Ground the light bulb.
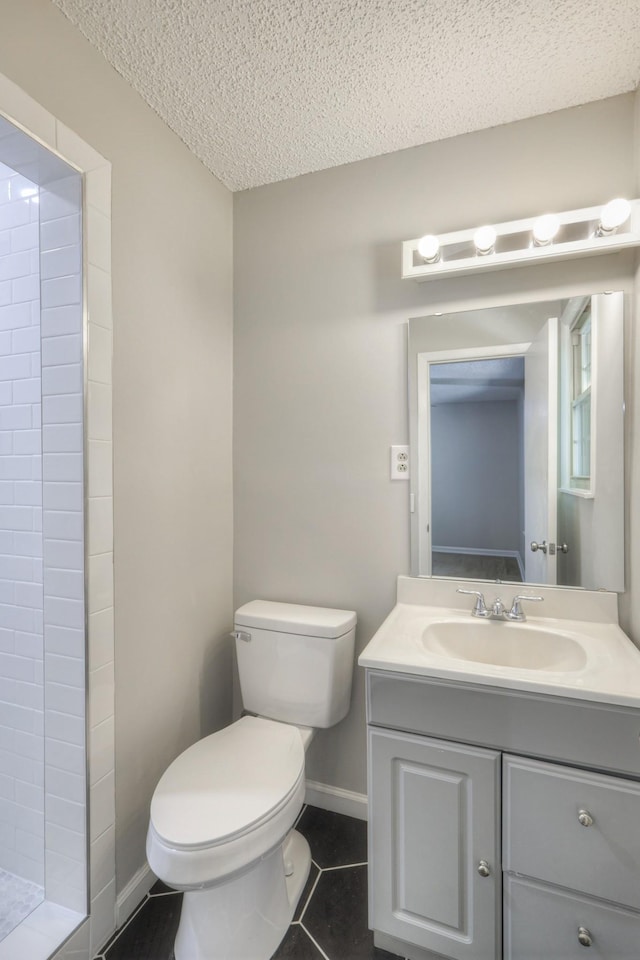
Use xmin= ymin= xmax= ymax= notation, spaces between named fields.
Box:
xmin=474 ymin=225 xmax=496 ymax=255
xmin=417 ymin=234 xmax=440 ymax=263
xmin=598 ymin=198 xmax=631 ymax=235
xmin=532 ymin=213 xmax=560 ymax=246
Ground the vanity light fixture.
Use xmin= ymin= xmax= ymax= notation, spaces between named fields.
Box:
xmin=417 ymin=234 xmax=440 ymax=263
xmin=402 ymin=198 xmax=640 ymax=281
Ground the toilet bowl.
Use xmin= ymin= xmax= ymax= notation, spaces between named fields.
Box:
xmin=146 ymin=600 xmax=357 ymax=960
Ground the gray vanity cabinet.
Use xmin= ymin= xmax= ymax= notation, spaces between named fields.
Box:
xmin=366 ymin=670 xmax=640 ymax=960
xmin=368 ymin=728 xmax=501 ymax=960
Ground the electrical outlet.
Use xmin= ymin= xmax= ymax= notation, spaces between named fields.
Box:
xmin=390 ymin=445 xmax=410 ymax=480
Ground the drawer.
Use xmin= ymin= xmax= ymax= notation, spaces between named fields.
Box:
xmin=504 ymin=874 xmax=640 ymax=960
xmin=503 ymin=755 xmax=640 ymax=909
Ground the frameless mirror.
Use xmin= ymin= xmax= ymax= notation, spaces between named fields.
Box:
xmin=408 ymin=293 xmax=624 ymax=592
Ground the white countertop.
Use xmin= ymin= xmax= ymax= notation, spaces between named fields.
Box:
xmin=359 ymin=582 xmax=640 ymax=708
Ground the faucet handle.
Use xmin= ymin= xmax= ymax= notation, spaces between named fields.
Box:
xmin=509 ymin=594 xmax=544 ymax=620
xmin=457 ymin=588 xmax=488 ymax=617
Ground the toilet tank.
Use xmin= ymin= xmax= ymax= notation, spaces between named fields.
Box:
xmin=234 ymin=600 xmax=357 ymax=728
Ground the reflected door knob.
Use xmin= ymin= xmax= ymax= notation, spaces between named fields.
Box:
xmin=577 ymin=926 xmax=593 ymax=947
xmin=578 ymin=809 xmax=594 ymax=827
xmin=559 ymin=543 xmax=570 ymax=554
xmin=530 ymin=540 xmax=548 ymax=554
xmin=477 ymin=860 xmax=491 ymax=878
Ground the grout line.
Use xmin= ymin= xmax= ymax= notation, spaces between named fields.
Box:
xmin=319 ymin=861 xmax=368 ymax=872
xmin=297 ymin=864 xmax=322 ymax=923
xmin=300 ymin=922 xmax=332 ymax=960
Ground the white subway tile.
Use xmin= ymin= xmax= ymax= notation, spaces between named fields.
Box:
xmin=39 ymin=214 xmax=81 ymax=253
xmin=90 ymin=823 xmax=114 ymax=899
xmin=0 ymin=352 xmax=31 ymax=380
xmin=40 ymin=275 xmax=82 ymax=310
xmin=40 ymin=304 xmax=81 ymax=338
xmin=88 ymin=607 xmax=113 ymax=671
xmin=0 ymin=330 xmax=10 ymax=354
xmin=15 ymin=632 xmax=43 ymax=659
xmin=43 ymin=596 xmax=84 ymax=630
xmin=10 ymin=222 xmax=38 ymax=253
xmin=43 ymin=510 xmax=83 ymax=542
xmin=89 ymin=771 xmax=114 ymax=842
xmin=46 ymin=568 xmax=84 ymax=603
xmin=45 ymin=653 xmax=84 ymax=688
xmin=87 ymin=265 xmax=112 ymax=330
xmin=87 ymin=441 xmax=111 ymax=498
xmin=0 ymin=301 xmax=31 ymax=331
xmin=45 ymin=709 xmax=84 ymax=746
xmin=46 ymin=765 xmax=85 ymax=804
xmin=0 ymin=281 xmax=10 ymax=307
xmin=13 ymin=429 xmax=41 ymax=455
xmin=0 ymin=505 xmax=33 ymax=530
xmin=0 ymin=455 xmax=32 ymax=479
xmin=40 ymin=245 xmax=82 ymax=282
xmin=0 ymin=482 xmax=13 ymax=505
xmin=42 ymin=393 xmax=83 ymax=424
xmin=43 ymin=453 xmax=83 ymax=483
xmin=39 ymin=177 xmax=82 ymax=223
xmin=46 ymin=793 xmax=85 ymax=833
xmin=88 ymin=498 xmax=112 ymax=558
xmin=85 ymin=207 xmax=110 ymax=272
xmin=0 ymin=555 xmax=33 ymax=581
xmin=11 ymin=325 xmax=39 ymax=354
xmin=43 ymin=481 xmax=82 ymax=511
xmin=88 ymin=662 xmax=113 ymax=728
xmin=15 ymin=480 xmax=41 ymax=506
xmin=41 ymin=334 xmax=82 ymax=368
xmin=89 ymin=878 xmax=115 ymax=956
xmin=0 ymin=404 xmax=31 ymax=429
xmin=13 ymin=531 xmax=43 ymax=558
xmin=0 ymin=250 xmax=30 ymax=281
xmin=14 ymin=582 xmax=43 ymax=609
xmin=46 ymin=737 xmax=84 ymax=776
xmin=87 ymin=381 xmax=111 ymax=442
xmin=11 ymin=274 xmax=39 ymax=303
xmin=45 ymin=821 xmax=85 ymax=862
xmin=12 ymin=377 xmax=41 ymax=403
xmin=15 ymin=779 xmax=44 ymax=813
xmin=41 ymin=363 xmax=82 ymax=396
xmin=85 ymin=165 xmax=111 ymax=217
xmin=87 ymin=324 xmax=111 ymax=385
xmin=88 ymin=716 xmax=113 ymax=788
xmin=44 ymin=624 xmax=84 ymax=659
xmin=44 ymin=538 xmax=83 ymax=570
xmin=87 ymin=553 xmax=112 ymax=614
xmin=46 ymin=681 xmax=84 ymax=719
xmin=42 ymin=423 xmax=83 ymax=454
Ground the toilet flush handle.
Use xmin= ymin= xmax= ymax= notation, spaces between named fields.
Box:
xmin=231 ymin=630 xmax=252 ymax=642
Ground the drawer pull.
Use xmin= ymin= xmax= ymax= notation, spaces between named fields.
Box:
xmin=477 ymin=859 xmax=491 ymax=878
xmin=577 ymin=926 xmax=593 ymax=947
xmin=578 ymin=809 xmax=594 ymax=827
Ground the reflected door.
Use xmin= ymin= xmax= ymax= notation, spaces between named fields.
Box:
xmin=524 ymin=317 xmax=558 ymax=584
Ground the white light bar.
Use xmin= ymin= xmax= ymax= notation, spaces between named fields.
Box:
xmin=402 ymin=201 xmax=640 ymax=282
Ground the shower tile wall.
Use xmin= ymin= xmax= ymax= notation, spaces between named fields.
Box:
xmin=0 ymin=161 xmax=44 ymax=889
xmin=39 ymin=172 xmax=86 ymax=914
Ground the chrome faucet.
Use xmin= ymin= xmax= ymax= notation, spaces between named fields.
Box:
xmin=457 ymin=588 xmax=543 ymax=621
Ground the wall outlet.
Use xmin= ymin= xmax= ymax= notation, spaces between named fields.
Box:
xmin=390 ymin=445 xmax=410 ymax=480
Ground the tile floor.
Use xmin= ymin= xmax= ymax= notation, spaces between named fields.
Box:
xmin=0 ymin=869 xmax=44 ymax=941
xmin=94 ymin=805 xmax=404 ymax=960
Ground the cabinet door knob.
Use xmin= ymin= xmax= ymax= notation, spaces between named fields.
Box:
xmin=578 ymin=809 xmax=594 ymax=827
xmin=477 ymin=859 xmax=491 ymax=878
xmin=577 ymin=926 xmax=593 ymax=947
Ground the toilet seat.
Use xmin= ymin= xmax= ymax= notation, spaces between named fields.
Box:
xmin=146 ymin=716 xmax=306 ymax=889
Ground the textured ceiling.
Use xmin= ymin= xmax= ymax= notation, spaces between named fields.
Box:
xmin=51 ymin=0 xmax=640 ymax=191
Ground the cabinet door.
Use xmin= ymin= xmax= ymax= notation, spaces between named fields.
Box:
xmin=368 ymin=728 xmax=501 ymax=960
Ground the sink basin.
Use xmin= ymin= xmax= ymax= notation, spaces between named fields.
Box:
xmin=422 ymin=620 xmax=588 ymax=672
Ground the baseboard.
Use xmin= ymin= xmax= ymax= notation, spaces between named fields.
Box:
xmin=432 ymin=545 xmax=521 ymax=559
xmin=116 ymin=862 xmax=155 ymax=928
xmin=305 ymin=779 xmax=368 ymax=821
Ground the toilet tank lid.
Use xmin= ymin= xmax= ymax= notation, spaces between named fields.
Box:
xmin=235 ymin=600 xmax=356 ymax=638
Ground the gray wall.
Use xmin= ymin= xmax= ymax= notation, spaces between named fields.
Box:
xmin=234 ymin=94 xmax=637 ymax=797
xmin=431 ymin=400 xmax=522 ymax=554
xmin=0 ymin=0 xmax=234 ymax=892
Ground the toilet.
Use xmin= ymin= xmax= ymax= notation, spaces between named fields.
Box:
xmin=146 ymin=600 xmax=357 ymax=960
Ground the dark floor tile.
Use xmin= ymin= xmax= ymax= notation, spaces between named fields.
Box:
xmin=105 ymin=893 xmax=183 ymax=960
xmin=149 ymin=878 xmax=176 ymax=896
xmin=293 ymin=860 xmax=320 ymax=922
xmin=272 ymin=923 xmax=325 ymax=959
xmin=297 ymin=805 xmax=367 ymax=869
xmin=303 ymin=864 xmax=400 ymax=959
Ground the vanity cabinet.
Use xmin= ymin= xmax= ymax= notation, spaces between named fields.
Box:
xmin=366 ymin=670 xmax=640 ymax=960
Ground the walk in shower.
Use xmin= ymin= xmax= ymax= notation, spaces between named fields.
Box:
xmin=0 ymin=117 xmax=87 ymax=952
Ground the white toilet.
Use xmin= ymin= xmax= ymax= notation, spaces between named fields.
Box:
xmin=146 ymin=600 xmax=357 ymax=960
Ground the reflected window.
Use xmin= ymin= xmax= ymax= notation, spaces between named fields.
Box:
xmin=570 ymin=305 xmax=591 ymax=487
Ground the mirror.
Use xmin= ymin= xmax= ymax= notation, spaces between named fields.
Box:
xmin=408 ymin=293 xmax=624 ymax=592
